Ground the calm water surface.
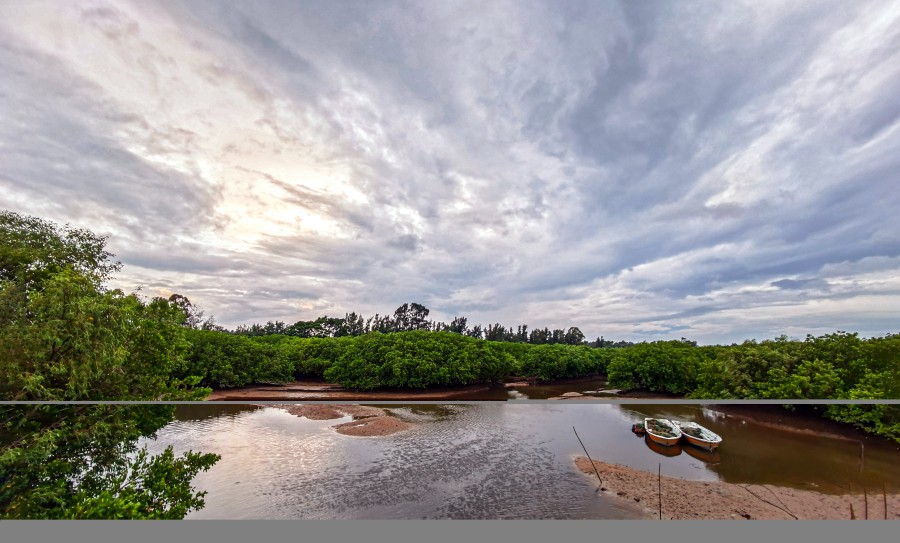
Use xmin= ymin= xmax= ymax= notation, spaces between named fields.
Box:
xmin=143 ymin=404 xmax=900 ymax=519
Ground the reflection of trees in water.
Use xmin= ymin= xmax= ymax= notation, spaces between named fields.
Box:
xmin=384 ymin=404 xmax=464 ymax=419
xmin=173 ymin=404 xmax=261 ymax=422
xmin=0 ymin=406 xmax=218 ymax=519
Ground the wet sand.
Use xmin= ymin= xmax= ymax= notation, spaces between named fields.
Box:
xmin=273 ymin=404 xmax=412 ymax=436
xmin=208 ymin=380 xmax=493 ymax=401
xmin=206 ymin=377 xmax=671 ymax=401
xmin=575 ymin=457 xmax=899 ymax=520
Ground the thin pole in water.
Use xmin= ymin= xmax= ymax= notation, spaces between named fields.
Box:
xmin=884 ymin=483 xmax=888 ymax=520
xmin=864 ymin=486 xmax=868 ymax=520
xmin=658 ymin=463 xmax=662 ymax=520
xmin=572 ymin=426 xmax=602 ymax=490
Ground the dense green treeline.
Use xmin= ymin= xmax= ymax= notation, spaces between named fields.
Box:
xmin=174 ymin=329 xmax=618 ymax=390
xmin=598 ymin=333 xmax=900 ymax=403
xmin=230 ymin=301 xmax=635 ymax=348
xmin=171 ymin=328 xmax=900 ymax=441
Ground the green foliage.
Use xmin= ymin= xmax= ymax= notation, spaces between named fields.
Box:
xmin=176 ymin=330 xmax=294 ymax=388
xmin=276 ymin=336 xmax=354 ymax=377
xmin=517 ymin=344 xmax=607 ymax=381
xmin=685 ymin=333 xmax=900 ymax=442
xmin=0 ymin=212 xmax=206 ymax=401
xmin=754 ymin=359 xmax=843 ymax=399
xmin=606 ymin=341 xmax=701 ymax=394
xmin=0 ymin=210 xmax=120 ymax=288
xmin=64 ymin=448 xmax=219 ymax=519
xmin=0 ymin=405 xmax=219 ymax=519
xmin=322 ymin=331 xmax=515 ymax=390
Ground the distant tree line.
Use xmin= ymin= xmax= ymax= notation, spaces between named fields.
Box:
xmin=227 ymin=301 xmax=635 ymax=348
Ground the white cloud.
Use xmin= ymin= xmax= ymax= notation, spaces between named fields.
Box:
xmin=2 ymin=0 xmax=899 ymax=343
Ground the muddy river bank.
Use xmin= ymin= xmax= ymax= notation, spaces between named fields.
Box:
xmin=205 ymin=376 xmax=667 ymax=401
xmin=575 ymin=457 xmax=899 ymax=520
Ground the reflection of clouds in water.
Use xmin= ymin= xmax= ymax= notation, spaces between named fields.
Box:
xmin=143 ymin=404 xmax=900 ymax=518
xmin=150 ymin=405 xmax=637 ymax=519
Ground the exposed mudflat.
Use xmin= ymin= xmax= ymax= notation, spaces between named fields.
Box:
xmin=575 ymin=457 xmax=899 ymax=520
xmin=272 ymin=404 xmax=412 ymax=436
xmin=207 ymin=380 xmax=493 ymax=400
xmin=206 ymin=377 xmax=674 ymax=401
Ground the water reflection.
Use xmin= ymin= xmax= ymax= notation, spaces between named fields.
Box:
xmin=154 ymin=404 xmax=641 ymax=519
xmin=643 ymin=435 xmax=682 ymax=457
xmin=619 ymin=404 xmax=900 ymax=492
xmin=145 ymin=403 xmax=900 ymax=519
xmin=682 ymin=445 xmax=721 ymax=464
xmin=451 ymin=377 xmax=615 ymax=400
xmin=1 ymin=405 xmax=215 ymax=519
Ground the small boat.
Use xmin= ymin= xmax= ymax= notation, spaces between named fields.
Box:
xmin=644 ymin=418 xmax=682 ymax=446
xmin=672 ymin=420 xmax=723 ymax=451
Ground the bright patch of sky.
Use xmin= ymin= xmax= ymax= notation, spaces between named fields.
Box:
xmin=2 ymin=0 xmax=899 ymax=343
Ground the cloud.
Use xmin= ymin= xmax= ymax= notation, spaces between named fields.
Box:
xmin=2 ymin=0 xmax=899 ymax=344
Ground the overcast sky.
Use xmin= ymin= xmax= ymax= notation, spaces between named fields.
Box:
xmin=2 ymin=0 xmax=899 ymax=344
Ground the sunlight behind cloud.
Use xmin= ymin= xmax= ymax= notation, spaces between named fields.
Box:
xmin=2 ymin=0 xmax=899 ymax=343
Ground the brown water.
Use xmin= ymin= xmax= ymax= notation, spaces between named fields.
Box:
xmin=451 ymin=377 xmax=622 ymax=400
xmin=143 ymin=403 xmax=900 ymax=519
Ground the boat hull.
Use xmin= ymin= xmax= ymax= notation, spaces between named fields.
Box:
xmin=682 ymin=433 xmax=720 ymax=451
xmin=646 ymin=432 xmax=681 ymax=447
xmin=672 ymin=421 xmax=723 ymax=451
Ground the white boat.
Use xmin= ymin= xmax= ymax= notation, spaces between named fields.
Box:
xmin=672 ymin=420 xmax=722 ymax=451
xmin=644 ymin=418 xmax=682 ymax=447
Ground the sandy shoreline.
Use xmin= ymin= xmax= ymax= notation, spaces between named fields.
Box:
xmin=272 ymin=404 xmax=412 ymax=436
xmin=575 ymin=457 xmax=899 ymax=520
xmin=208 ymin=380 xmax=494 ymax=401
xmin=206 ymin=377 xmax=670 ymax=401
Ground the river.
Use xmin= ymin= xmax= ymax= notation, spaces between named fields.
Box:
xmin=142 ymin=403 xmax=900 ymax=519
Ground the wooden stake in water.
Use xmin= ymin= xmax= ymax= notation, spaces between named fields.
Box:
xmin=864 ymin=487 xmax=868 ymax=520
xmin=658 ymin=463 xmax=662 ymax=520
xmin=572 ymin=426 xmax=602 ymax=490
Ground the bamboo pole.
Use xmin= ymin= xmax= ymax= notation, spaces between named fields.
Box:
xmin=572 ymin=426 xmax=602 ymax=490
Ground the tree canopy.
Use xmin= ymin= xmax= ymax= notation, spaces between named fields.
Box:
xmin=0 ymin=211 xmax=217 ymax=518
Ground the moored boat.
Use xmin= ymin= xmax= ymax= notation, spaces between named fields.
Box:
xmin=643 ymin=418 xmax=682 ymax=446
xmin=672 ymin=420 xmax=722 ymax=451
